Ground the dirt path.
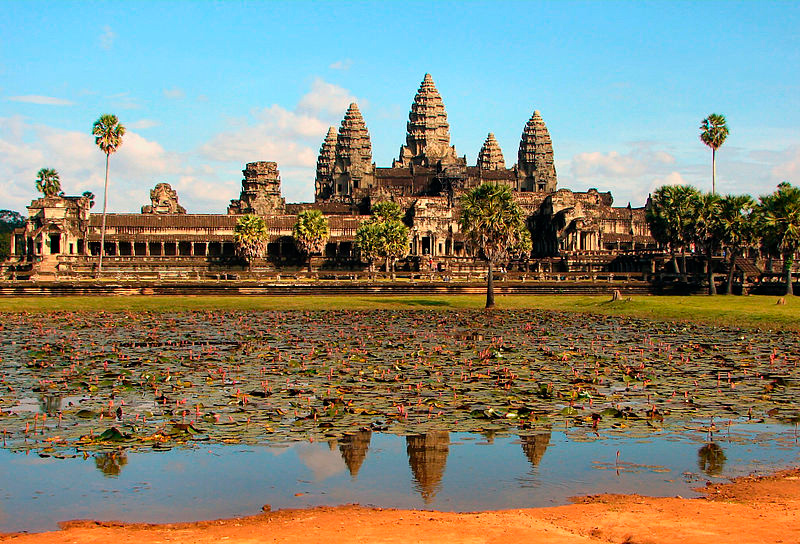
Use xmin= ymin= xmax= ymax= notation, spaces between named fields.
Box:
xmin=3 ymin=468 xmax=800 ymax=544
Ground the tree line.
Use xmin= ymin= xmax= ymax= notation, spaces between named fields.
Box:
xmin=646 ymin=182 xmax=800 ymax=296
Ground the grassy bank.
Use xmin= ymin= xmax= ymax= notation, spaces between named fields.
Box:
xmin=1 ymin=294 xmax=797 ymax=329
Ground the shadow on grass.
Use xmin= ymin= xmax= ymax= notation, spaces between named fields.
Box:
xmin=365 ymin=298 xmax=452 ymax=307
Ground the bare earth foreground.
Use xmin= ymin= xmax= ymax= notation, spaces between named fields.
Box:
xmin=1 ymin=469 xmax=798 ymax=544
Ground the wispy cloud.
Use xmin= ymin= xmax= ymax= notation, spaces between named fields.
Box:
xmin=127 ymin=119 xmax=160 ymax=130
xmin=163 ymin=87 xmax=186 ymax=100
xmin=329 ymin=59 xmax=353 ymax=71
xmin=8 ymin=95 xmax=74 ymax=106
xmin=99 ymin=25 xmax=116 ymax=50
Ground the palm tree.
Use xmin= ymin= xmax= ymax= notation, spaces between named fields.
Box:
xmin=92 ymin=114 xmax=125 ymax=275
xmin=293 ymin=210 xmax=329 ymax=273
xmin=377 ymin=219 xmax=410 ymax=274
xmin=646 ymin=184 xmax=701 ymax=279
xmin=234 ymin=214 xmax=270 ymax=264
xmin=700 ymin=113 xmax=729 ymax=194
xmin=717 ymin=194 xmax=756 ymax=294
xmin=460 ymin=183 xmax=531 ymax=308
xmin=355 ymin=219 xmax=381 ymax=273
xmin=756 ymin=182 xmax=800 ymax=296
xmin=689 ymin=192 xmax=722 ymax=295
xmin=35 ymin=168 xmax=61 ymax=197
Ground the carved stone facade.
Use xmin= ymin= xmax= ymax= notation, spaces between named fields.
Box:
xmin=228 ymin=161 xmax=286 ymax=215
xmin=142 ymin=183 xmax=186 ymax=214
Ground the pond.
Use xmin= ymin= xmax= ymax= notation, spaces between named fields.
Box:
xmin=1 ymin=425 xmax=798 ymax=532
xmin=0 ymin=309 xmax=798 ymax=531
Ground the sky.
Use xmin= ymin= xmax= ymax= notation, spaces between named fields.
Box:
xmin=1 ymin=0 xmax=798 ymax=215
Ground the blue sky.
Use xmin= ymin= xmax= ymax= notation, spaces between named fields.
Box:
xmin=1 ymin=0 xmax=798 ymax=213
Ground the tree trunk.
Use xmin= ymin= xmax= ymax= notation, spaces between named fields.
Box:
xmin=706 ymin=245 xmax=716 ymax=295
xmin=724 ymin=250 xmax=737 ymax=295
xmin=486 ymin=260 xmax=495 ymax=309
xmin=680 ymin=251 xmax=688 ymax=282
xmin=785 ymin=255 xmax=794 ymax=296
xmin=671 ymin=253 xmax=680 ymax=275
xmin=712 ymin=148 xmax=717 ymax=195
xmin=307 ymin=254 xmax=312 ymax=274
xmin=98 ymin=153 xmax=110 ymax=276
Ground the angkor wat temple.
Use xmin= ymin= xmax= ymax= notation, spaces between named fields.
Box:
xmin=6 ymin=74 xmax=655 ymax=279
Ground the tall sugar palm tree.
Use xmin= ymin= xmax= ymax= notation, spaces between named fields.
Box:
xmin=756 ymin=182 xmax=800 ymax=296
xmin=700 ymin=113 xmax=729 ymax=194
xmin=92 ymin=114 xmax=125 ymax=275
xmin=460 ymin=183 xmax=531 ymax=309
xmin=35 ymin=168 xmax=61 ymax=197
xmin=718 ymin=194 xmax=755 ymax=294
xmin=293 ymin=209 xmax=329 ymax=273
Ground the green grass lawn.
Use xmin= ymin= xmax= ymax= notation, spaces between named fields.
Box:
xmin=1 ymin=293 xmax=797 ymax=329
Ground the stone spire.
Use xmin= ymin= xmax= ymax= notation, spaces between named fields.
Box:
xmin=477 ymin=133 xmax=505 ymax=170
xmin=395 ymin=73 xmax=459 ymax=168
xmin=517 ymin=110 xmax=557 ymax=192
xmin=227 ymin=161 xmax=286 ymax=215
xmin=334 ymin=103 xmax=373 ymax=197
xmin=315 ymin=126 xmax=337 ymax=200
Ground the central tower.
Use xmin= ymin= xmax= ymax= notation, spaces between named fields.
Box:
xmin=394 ymin=74 xmax=460 ymax=168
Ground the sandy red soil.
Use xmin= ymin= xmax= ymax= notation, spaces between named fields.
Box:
xmin=2 ymin=468 xmax=799 ymax=543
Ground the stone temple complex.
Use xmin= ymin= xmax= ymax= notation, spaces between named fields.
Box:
xmin=5 ymin=73 xmax=655 ymax=278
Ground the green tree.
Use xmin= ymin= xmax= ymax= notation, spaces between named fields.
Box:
xmin=293 ymin=209 xmax=330 ymax=273
xmin=756 ymin=182 xmax=800 ymax=296
xmin=35 ymin=168 xmax=61 ymax=197
xmin=355 ymin=201 xmax=410 ymax=275
xmin=460 ymin=183 xmax=531 ymax=309
xmin=92 ymin=114 xmax=125 ymax=274
xmin=0 ymin=209 xmax=26 ymax=259
xmin=371 ymin=201 xmax=403 ymax=222
xmin=688 ymin=192 xmax=723 ymax=295
xmin=646 ymin=184 xmax=701 ymax=279
xmin=355 ymin=219 xmax=381 ymax=272
xmin=717 ymin=194 xmax=756 ymax=295
xmin=234 ymin=214 xmax=269 ymax=263
xmin=700 ymin=113 xmax=729 ymax=194
xmin=376 ymin=218 xmax=410 ymax=274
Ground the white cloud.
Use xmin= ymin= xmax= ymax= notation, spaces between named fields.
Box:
xmin=99 ymin=25 xmax=116 ymax=50
xmin=297 ymin=78 xmax=359 ymax=117
xmin=767 ymin=145 xmax=800 ymax=182
xmin=329 ymin=59 xmax=353 ymax=71
xmin=163 ymin=88 xmax=186 ymax=100
xmin=8 ymin=95 xmax=74 ymax=106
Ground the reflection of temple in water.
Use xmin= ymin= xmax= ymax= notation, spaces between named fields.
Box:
xmin=94 ymin=450 xmax=128 ymax=477
xmin=338 ymin=430 xmax=372 ymax=478
xmin=520 ymin=430 xmax=551 ymax=469
xmin=406 ymin=432 xmax=450 ymax=503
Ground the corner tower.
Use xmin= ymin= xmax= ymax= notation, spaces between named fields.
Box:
xmin=517 ymin=110 xmax=557 ymax=192
xmin=395 ymin=74 xmax=460 ymax=168
xmin=315 ymin=126 xmax=337 ymax=200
